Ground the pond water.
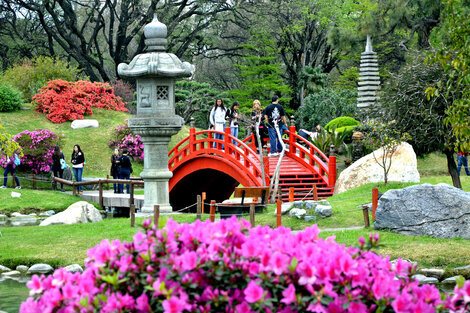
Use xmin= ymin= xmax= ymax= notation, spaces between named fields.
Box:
xmin=0 ymin=279 xmax=29 ymax=313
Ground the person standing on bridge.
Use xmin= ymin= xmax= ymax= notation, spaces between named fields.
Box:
xmin=110 ymin=148 xmax=121 ymax=193
xmin=117 ymin=149 xmax=133 ymax=194
xmin=264 ymin=95 xmax=287 ymax=157
xmin=209 ymin=98 xmax=227 ymax=150
xmin=226 ymin=101 xmax=240 ymax=145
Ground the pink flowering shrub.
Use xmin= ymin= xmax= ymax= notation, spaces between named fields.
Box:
xmin=1 ymin=129 xmax=63 ymax=173
xmin=108 ymin=120 xmax=143 ymax=160
xmin=21 ymin=218 xmax=470 ymax=312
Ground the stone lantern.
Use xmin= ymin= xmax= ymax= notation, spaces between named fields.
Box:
xmin=118 ymin=15 xmax=192 ymax=213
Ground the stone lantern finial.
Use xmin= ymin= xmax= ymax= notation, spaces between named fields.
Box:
xmin=144 ymin=14 xmax=168 ymax=52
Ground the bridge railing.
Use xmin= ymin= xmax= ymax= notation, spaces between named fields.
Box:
xmin=169 ymin=127 xmax=265 ymax=184
xmin=243 ymin=125 xmax=336 ymax=187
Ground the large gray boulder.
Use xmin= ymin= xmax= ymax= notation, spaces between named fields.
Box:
xmin=375 ymin=183 xmax=470 ymax=239
xmin=40 ymin=201 xmax=102 ymax=226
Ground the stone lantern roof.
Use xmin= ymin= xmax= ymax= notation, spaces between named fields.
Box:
xmin=118 ymin=14 xmax=192 ymax=78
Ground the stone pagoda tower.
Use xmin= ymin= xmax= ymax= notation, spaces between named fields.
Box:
xmin=357 ymin=35 xmax=380 ymax=109
xmin=118 ymin=15 xmax=192 ymax=213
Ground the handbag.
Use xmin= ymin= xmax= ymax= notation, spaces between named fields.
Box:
xmin=60 ymin=158 xmax=68 ymax=170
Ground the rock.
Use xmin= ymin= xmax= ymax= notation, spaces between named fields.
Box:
xmin=274 ymin=202 xmax=294 ymax=216
xmin=418 ymin=268 xmax=445 ymax=279
xmin=40 ymin=201 xmax=103 ymax=226
xmin=453 ymin=265 xmax=470 ymax=271
xmin=28 ymin=264 xmax=54 ymax=274
xmin=334 ymin=142 xmax=420 ymax=194
xmin=440 ymin=276 xmax=460 ymax=288
xmin=412 ymin=274 xmax=438 ymax=285
xmin=289 ymin=208 xmax=306 ymax=219
xmin=374 ymin=183 xmax=470 ymax=239
xmin=304 ymin=200 xmax=319 ymax=210
xmin=0 ymin=265 xmax=11 ymax=273
xmin=71 ymin=119 xmax=99 ymax=129
xmin=39 ymin=210 xmax=55 ymax=217
xmin=10 ymin=212 xmax=22 ymax=217
xmin=304 ymin=215 xmax=317 ymax=222
xmin=1 ymin=270 xmax=21 ymax=277
xmin=28 ymin=213 xmax=37 ymax=216
xmin=16 ymin=265 xmax=29 ymax=273
xmin=293 ymin=200 xmax=303 ymax=208
xmin=64 ymin=264 xmax=84 ymax=273
xmin=315 ymin=205 xmax=332 ymax=218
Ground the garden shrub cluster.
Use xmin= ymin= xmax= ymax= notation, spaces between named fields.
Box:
xmin=325 ymin=117 xmax=360 ymax=131
xmin=0 ymin=56 xmax=83 ymax=101
xmin=110 ymin=80 xmax=135 ymax=103
xmin=5 ymin=129 xmax=63 ymax=173
xmin=0 ymin=82 xmax=23 ymax=112
xmin=33 ymin=80 xmax=128 ymax=123
xmin=108 ymin=120 xmax=144 ymax=160
xmin=21 ymin=218 xmax=470 ymax=312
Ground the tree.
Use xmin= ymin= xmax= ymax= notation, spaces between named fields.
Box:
xmin=427 ymin=0 xmax=470 ymax=155
xmin=5 ymin=0 xmax=239 ymax=81
xmin=376 ymin=52 xmax=462 ymax=188
xmin=175 ymin=80 xmax=229 ymax=129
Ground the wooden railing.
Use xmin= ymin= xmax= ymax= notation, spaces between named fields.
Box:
xmin=52 ymin=177 xmax=144 ymax=208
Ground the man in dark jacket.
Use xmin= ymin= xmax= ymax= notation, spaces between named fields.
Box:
xmin=117 ymin=149 xmax=133 ymax=194
xmin=264 ymin=95 xmax=287 ymax=156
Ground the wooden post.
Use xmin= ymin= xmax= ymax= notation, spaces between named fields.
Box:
xmin=313 ymin=185 xmax=318 ymax=201
xmin=210 ymin=200 xmax=216 ymax=222
xmin=363 ymin=206 xmax=370 ymax=228
xmin=33 ymin=174 xmax=36 ymax=190
xmin=99 ymin=180 xmax=103 ymax=208
xmin=12 ymin=173 xmax=16 ymax=188
xmin=154 ymin=205 xmax=160 ymax=228
xmin=196 ymin=195 xmax=202 ymax=220
xmin=201 ymin=192 xmax=206 ymax=214
xmin=130 ymin=182 xmax=135 ymax=207
xmin=372 ymin=188 xmax=378 ymax=220
xmin=130 ymin=204 xmax=135 ymax=227
xmin=289 ymin=187 xmax=294 ymax=202
xmin=106 ymin=175 xmax=110 ymax=190
xmin=249 ymin=204 xmax=255 ymax=227
xmin=73 ymin=183 xmax=77 ymax=196
xmin=276 ymin=198 xmax=282 ymax=228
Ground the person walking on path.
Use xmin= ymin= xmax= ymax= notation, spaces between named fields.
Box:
xmin=51 ymin=145 xmax=65 ymax=192
xmin=209 ymin=98 xmax=227 ymax=149
xmin=71 ymin=144 xmax=85 ymax=194
xmin=117 ymin=148 xmax=133 ymax=194
xmin=1 ymin=151 xmax=21 ymax=189
xmin=110 ymin=148 xmax=121 ymax=193
xmin=457 ymin=151 xmax=470 ymax=176
xmin=227 ymin=101 xmax=240 ymax=145
xmin=251 ymin=99 xmax=268 ymax=153
xmin=264 ymin=95 xmax=287 ymax=156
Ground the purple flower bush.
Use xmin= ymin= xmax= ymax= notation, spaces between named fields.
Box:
xmin=21 ymin=218 xmax=470 ymax=312
xmin=108 ymin=120 xmax=144 ymax=160
xmin=0 ymin=129 xmax=62 ymax=173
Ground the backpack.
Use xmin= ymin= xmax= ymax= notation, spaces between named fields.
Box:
xmin=14 ymin=154 xmax=21 ymax=166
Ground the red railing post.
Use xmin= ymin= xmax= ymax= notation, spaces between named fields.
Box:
xmin=372 ymin=188 xmax=378 ymax=220
xmin=276 ymin=198 xmax=282 ymax=227
xmin=263 ymin=155 xmax=270 ymax=183
xmin=224 ymin=127 xmax=231 ymax=153
xmin=289 ymin=187 xmax=294 ymax=202
xmin=328 ymin=156 xmax=336 ymax=187
xmin=289 ymin=117 xmax=296 ymax=154
xmin=189 ymin=121 xmax=196 ymax=154
xmin=210 ymin=200 xmax=216 ymax=222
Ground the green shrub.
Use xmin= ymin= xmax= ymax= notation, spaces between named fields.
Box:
xmin=335 ymin=125 xmax=357 ymax=143
xmin=295 ymin=88 xmax=357 ymax=131
xmin=0 ymin=83 xmax=23 ymax=112
xmin=0 ymin=56 xmax=83 ymax=101
xmin=325 ymin=116 xmax=360 ymax=130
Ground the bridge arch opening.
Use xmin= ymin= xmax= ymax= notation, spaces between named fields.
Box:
xmin=170 ymin=169 xmax=240 ymax=212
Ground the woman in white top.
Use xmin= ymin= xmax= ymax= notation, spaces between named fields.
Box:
xmin=209 ymin=98 xmax=227 ymax=149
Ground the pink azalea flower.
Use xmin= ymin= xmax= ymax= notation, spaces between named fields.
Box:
xmin=281 ymin=284 xmax=296 ymax=304
xmin=162 ymin=296 xmax=189 ymax=313
xmin=244 ymin=280 xmax=264 ymax=303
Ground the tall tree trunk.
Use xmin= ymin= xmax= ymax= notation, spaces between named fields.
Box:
xmin=445 ymin=149 xmax=461 ymax=188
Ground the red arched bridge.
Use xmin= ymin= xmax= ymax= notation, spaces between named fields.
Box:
xmin=168 ymin=124 xmax=336 ymax=210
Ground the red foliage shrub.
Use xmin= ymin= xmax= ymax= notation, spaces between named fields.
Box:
xmin=33 ymin=80 xmax=128 ymax=123
xmin=110 ymin=79 xmax=135 ymax=103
